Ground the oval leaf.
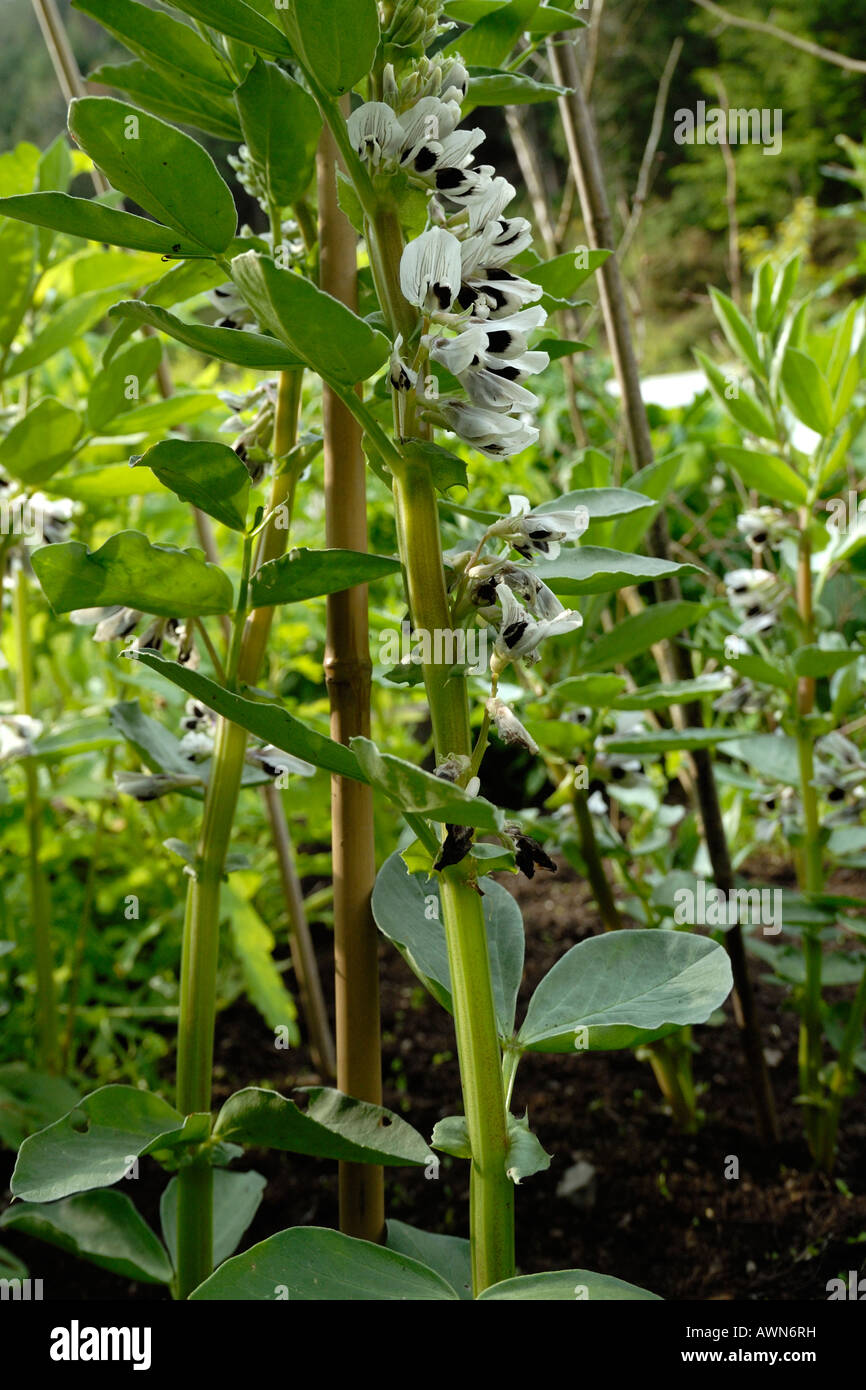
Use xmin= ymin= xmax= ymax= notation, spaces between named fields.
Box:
xmin=133 ymin=440 xmax=250 ymax=531
xmin=0 ymin=1191 xmax=172 ymax=1285
xmin=213 ymin=1086 xmax=430 ymax=1166
xmin=190 ymin=1226 xmax=459 ymax=1300
xmin=517 ymin=930 xmax=733 ymax=1053
xmin=32 ymin=531 xmax=234 ymax=617
xmin=250 ymin=547 xmax=400 ymax=607
xmin=68 ymin=97 xmax=237 ymax=253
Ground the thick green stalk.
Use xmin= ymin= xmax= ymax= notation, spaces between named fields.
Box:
xmin=794 ymin=516 xmax=825 ymax=1156
xmin=392 ymin=460 xmax=514 ymax=1293
xmin=13 ymin=566 xmax=58 ymax=1072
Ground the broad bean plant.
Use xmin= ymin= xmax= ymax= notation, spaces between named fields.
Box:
xmin=2 ymin=0 xmax=742 ymax=1301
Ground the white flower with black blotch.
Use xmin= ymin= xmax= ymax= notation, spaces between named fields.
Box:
xmin=490 ymin=494 xmax=590 ymax=560
xmin=586 ymin=789 xmax=608 ymax=816
xmin=439 ymin=60 xmax=469 ymax=105
xmin=724 ymin=567 xmax=783 ymax=637
xmin=492 ymin=581 xmax=582 ymax=672
xmin=736 ymin=507 xmax=789 ymax=552
xmin=114 ymin=769 xmax=204 ymax=801
xmin=465 ymin=177 xmax=517 ymax=234
xmin=460 ymin=218 xmax=534 ymax=272
xmin=0 ymin=714 xmax=42 ymax=765
xmin=348 ymin=101 xmax=403 ymax=165
xmin=455 ymin=267 xmax=544 ymax=320
xmin=400 ymin=226 xmax=463 ymax=314
xmin=181 ymin=699 xmax=215 ymax=735
xmin=467 ymin=559 xmax=565 ymax=623
xmin=178 ymin=729 xmax=215 ymax=763
xmin=437 ymin=401 xmax=538 ymax=458
xmin=389 ymin=334 xmax=418 ymax=393
xmin=246 ymin=745 xmax=316 ymax=780
xmin=209 ymin=283 xmax=259 ymax=333
xmin=486 ymin=697 xmax=539 ymax=754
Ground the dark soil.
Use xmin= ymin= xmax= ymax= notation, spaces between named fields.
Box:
xmin=4 ymin=862 xmax=866 ymax=1301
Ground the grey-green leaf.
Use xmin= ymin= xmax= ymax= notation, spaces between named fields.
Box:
xmin=0 ymin=1191 xmax=173 ymax=1285
xmin=32 ymin=532 xmax=234 ymax=617
xmin=352 ymin=738 xmax=504 ymax=831
xmin=385 ymin=1220 xmax=471 ymax=1300
xmin=479 ymin=1269 xmax=661 ymax=1300
xmin=190 ymin=1226 xmax=459 ymax=1300
xmin=127 ymin=649 xmax=364 ymax=780
xmin=535 ymin=547 xmax=700 ymax=596
xmin=371 ymin=851 xmax=524 ymax=1036
xmin=160 ymin=1169 xmax=266 ymax=1271
xmin=11 ymin=1086 xmax=207 ymax=1202
xmin=213 ymin=1086 xmax=430 ymax=1166
xmin=517 ymin=930 xmax=733 ymax=1053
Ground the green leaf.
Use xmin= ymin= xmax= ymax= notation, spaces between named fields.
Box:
xmin=603 ymin=728 xmax=741 ymax=754
xmin=724 ymin=734 xmax=801 ymax=785
xmin=11 ymin=1086 xmax=207 ymax=1202
xmin=791 ymin=646 xmax=861 ymax=678
xmin=250 ymin=547 xmax=400 ymax=608
xmin=235 ymin=58 xmax=321 ymax=207
xmin=6 ymin=286 xmax=125 ymax=379
xmin=609 ymin=451 xmax=682 ymax=555
xmin=32 ymin=532 xmax=234 ymax=617
xmin=223 ymin=883 xmax=300 ymax=1040
xmin=709 ymin=287 xmax=765 ymax=380
xmin=723 ymin=651 xmax=791 ymax=690
xmin=0 ymin=219 xmax=35 ymax=354
xmin=403 ymin=439 xmax=468 ymax=494
xmin=0 ymin=398 xmax=81 ymax=484
xmin=579 ymin=601 xmax=704 ymax=671
xmin=109 ymin=300 xmax=302 ymax=369
xmin=445 ymin=0 xmax=542 ymax=65
xmin=612 ymin=674 xmax=733 ymax=711
xmin=479 ymin=1270 xmax=661 ymax=1300
xmin=0 ymin=1191 xmax=172 ymax=1285
xmin=231 ymin=251 xmax=390 ymax=387
xmin=88 ymin=60 xmax=242 ymax=143
xmin=86 ymin=337 xmax=163 ymax=432
xmin=0 ymin=191 xmax=206 ymax=257
xmin=505 ymin=1112 xmax=551 ymax=1184
xmin=160 ymin=1169 xmax=266 ymax=1271
xmin=533 ymin=486 xmax=652 ymax=521
xmin=463 ymin=67 xmax=567 ymax=110
xmin=283 ymin=0 xmax=380 ymax=96
xmin=545 ymin=673 xmax=627 ymax=707
xmin=535 ymin=547 xmax=700 ymax=596
xmin=430 ymin=1114 xmax=471 ymax=1158
xmin=72 ymin=0 xmax=233 ymax=92
xmin=163 ymin=0 xmax=291 ymax=58
xmin=190 ymin=1226 xmax=459 ymax=1300
xmin=127 ymin=649 xmax=365 ymax=780
xmin=67 ymin=97 xmax=236 ymax=253
xmin=517 ymin=930 xmax=733 ymax=1052
xmin=372 ymin=851 xmax=523 ymax=1035
xmin=351 ymin=738 xmax=504 ymax=831
xmin=695 ymin=351 xmax=775 ymax=439
xmin=781 ymin=347 xmax=834 ymax=436
xmin=716 ymin=445 xmax=807 ymax=506
xmin=385 ymin=1220 xmax=471 ymax=1300
xmin=528 ymin=248 xmax=611 ymax=305
xmin=0 ymin=1065 xmax=79 ymax=1151
xmin=110 ymin=699 xmax=201 ymax=776
xmin=133 ymin=440 xmax=250 ymax=531
xmin=213 ymin=1086 xmax=430 ymax=1166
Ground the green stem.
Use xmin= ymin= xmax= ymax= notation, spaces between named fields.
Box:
xmin=174 ymin=372 xmax=303 ymax=1297
xmin=13 ymin=566 xmax=58 ymax=1073
xmin=794 ymin=515 xmax=825 ymax=1157
xmin=816 ymin=964 xmax=866 ymax=1170
xmin=392 ymin=460 xmax=514 ymax=1294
